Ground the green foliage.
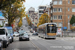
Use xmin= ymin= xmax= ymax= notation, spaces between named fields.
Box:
xmin=37 ymin=13 xmax=50 ymax=27
xmin=1 ymin=0 xmax=25 ymax=26
xmin=0 ymin=0 xmax=25 ymax=9
xmin=70 ymin=15 xmax=75 ymax=25
xmin=0 ymin=25 xmax=3 ymax=27
xmin=18 ymin=18 xmax=22 ymax=27
xmin=26 ymin=15 xmax=32 ymax=26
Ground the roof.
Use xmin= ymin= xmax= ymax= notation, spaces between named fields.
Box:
xmin=4 ymin=27 xmax=12 ymax=29
xmin=39 ymin=23 xmax=57 ymax=27
xmin=0 ymin=17 xmax=5 ymax=20
xmin=39 ymin=5 xmax=46 ymax=7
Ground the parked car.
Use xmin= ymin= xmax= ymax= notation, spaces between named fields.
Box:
xmin=13 ymin=31 xmax=19 ymax=37
xmin=19 ymin=32 xmax=30 ymax=41
xmin=30 ymin=30 xmax=33 ymax=33
xmin=0 ymin=27 xmax=10 ymax=48
xmin=32 ymin=32 xmax=38 ymax=36
xmin=4 ymin=26 xmax=14 ymax=42
xmin=8 ymin=33 xmax=12 ymax=43
xmin=19 ymin=29 xmax=25 ymax=34
xmin=0 ymin=39 xmax=3 ymax=50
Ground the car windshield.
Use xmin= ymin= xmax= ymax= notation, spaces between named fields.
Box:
xmin=24 ymin=33 xmax=28 ymax=36
xmin=0 ymin=29 xmax=5 ymax=35
xmin=14 ymin=32 xmax=18 ymax=34
xmin=19 ymin=30 xmax=25 ymax=34
xmin=8 ymin=34 xmax=10 ymax=36
xmin=20 ymin=33 xmax=28 ymax=36
xmin=8 ymin=29 xmax=13 ymax=33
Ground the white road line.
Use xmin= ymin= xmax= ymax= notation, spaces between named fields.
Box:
xmin=30 ymin=41 xmax=41 ymax=50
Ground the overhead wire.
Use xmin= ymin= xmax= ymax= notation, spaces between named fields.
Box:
xmin=40 ymin=0 xmax=44 ymax=5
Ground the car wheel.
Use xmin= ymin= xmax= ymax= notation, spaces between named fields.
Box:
xmin=27 ymin=38 xmax=29 ymax=41
xmin=0 ymin=47 xmax=2 ymax=50
xmin=12 ymin=38 xmax=14 ymax=42
xmin=10 ymin=40 xmax=12 ymax=43
xmin=19 ymin=38 xmax=21 ymax=41
xmin=3 ymin=43 xmax=7 ymax=48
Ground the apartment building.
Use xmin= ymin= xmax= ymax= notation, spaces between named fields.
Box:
xmin=27 ymin=7 xmax=38 ymax=26
xmin=38 ymin=5 xmax=46 ymax=20
xmin=52 ymin=0 xmax=75 ymax=30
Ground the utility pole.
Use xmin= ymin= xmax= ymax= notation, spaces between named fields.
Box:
xmin=47 ymin=5 xmax=50 ymax=23
xmin=50 ymin=2 xmax=53 ymax=23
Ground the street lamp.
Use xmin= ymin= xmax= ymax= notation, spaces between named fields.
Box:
xmin=68 ymin=15 xmax=70 ymax=31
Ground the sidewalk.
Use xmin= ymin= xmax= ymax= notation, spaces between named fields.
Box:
xmin=56 ymin=37 xmax=75 ymax=40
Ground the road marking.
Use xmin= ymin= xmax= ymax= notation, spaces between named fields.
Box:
xmin=30 ymin=41 xmax=41 ymax=50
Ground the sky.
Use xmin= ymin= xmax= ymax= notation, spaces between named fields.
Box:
xmin=0 ymin=11 xmax=4 ymax=17
xmin=23 ymin=0 xmax=52 ymax=11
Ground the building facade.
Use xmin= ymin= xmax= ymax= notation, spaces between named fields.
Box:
xmin=27 ymin=7 xmax=38 ymax=27
xmin=52 ymin=0 xmax=75 ymax=30
xmin=38 ymin=5 xmax=46 ymax=20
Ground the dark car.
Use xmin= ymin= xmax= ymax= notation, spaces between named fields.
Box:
xmin=19 ymin=32 xmax=30 ymax=41
xmin=32 ymin=32 xmax=38 ymax=36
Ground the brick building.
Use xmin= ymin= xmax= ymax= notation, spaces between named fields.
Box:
xmin=52 ymin=0 xmax=75 ymax=30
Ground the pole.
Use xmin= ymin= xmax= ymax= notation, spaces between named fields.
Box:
xmin=48 ymin=5 xmax=50 ymax=23
xmin=50 ymin=2 xmax=53 ymax=23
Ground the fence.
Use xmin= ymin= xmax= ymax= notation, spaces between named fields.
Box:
xmin=62 ymin=31 xmax=75 ymax=37
xmin=57 ymin=31 xmax=75 ymax=37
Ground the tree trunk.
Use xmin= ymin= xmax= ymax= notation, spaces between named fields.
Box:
xmin=8 ymin=16 xmax=11 ymax=26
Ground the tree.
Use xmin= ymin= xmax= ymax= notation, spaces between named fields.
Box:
xmin=2 ymin=0 xmax=25 ymax=26
xmin=70 ymin=15 xmax=75 ymax=25
xmin=0 ymin=0 xmax=25 ymax=9
xmin=37 ymin=13 xmax=50 ymax=27
xmin=26 ymin=15 xmax=32 ymax=26
xmin=18 ymin=18 xmax=22 ymax=27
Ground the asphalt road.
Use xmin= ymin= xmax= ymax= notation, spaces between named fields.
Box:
xmin=4 ymin=18 xmax=75 ymax=50
xmin=4 ymin=33 xmax=75 ymax=50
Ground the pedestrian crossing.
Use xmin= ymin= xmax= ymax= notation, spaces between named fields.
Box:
xmin=30 ymin=36 xmax=43 ymax=40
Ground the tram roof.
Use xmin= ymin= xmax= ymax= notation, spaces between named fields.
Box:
xmin=39 ymin=23 xmax=57 ymax=27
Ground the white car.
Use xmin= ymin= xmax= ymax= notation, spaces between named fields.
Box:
xmin=0 ymin=28 xmax=10 ymax=48
xmin=13 ymin=32 xmax=19 ymax=37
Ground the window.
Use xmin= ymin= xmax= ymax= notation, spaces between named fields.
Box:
xmin=68 ymin=15 xmax=70 ymax=19
xmin=58 ymin=23 xmax=62 ymax=27
xmin=39 ymin=14 xmax=42 ymax=17
xmin=72 ymin=8 xmax=75 ymax=12
xmin=58 ymin=15 xmax=62 ymax=19
xmin=59 ymin=0 xmax=62 ymax=5
xmin=53 ymin=16 xmax=57 ymax=19
xmin=58 ymin=8 xmax=62 ymax=12
xmin=68 ymin=0 xmax=70 ymax=4
xmin=53 ymin=8 xmax=57 ymax=12
xmin=53 ymin=1 xmax=57 ymax=5
xmin=68 ymin=8 xmax=70 ymax=11
xmin=47 ymin=24 xmax=56 ymax=33
xmin=39 ymin=7 xmax=46 ymax=9
xmin=0 ymin=29 xmax=5 ymax=35
xmin=72 ymin=0 xmax=75 ymax=4
xmin=39 ymin=11 xmax=43 ymax=13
